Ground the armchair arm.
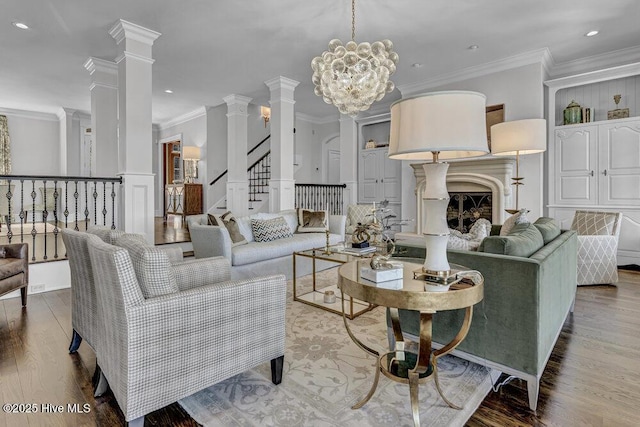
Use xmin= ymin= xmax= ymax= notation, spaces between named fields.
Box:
xmin=188 ymin=223 xmax=232 ymax=262
xmin=122 ymin=274 xmax=287 ymax=419
xmin=2 ymin=243 xmax=28 ymax=260
xmin=329 ymin=214 xmax=346 ymax=242
xmin=172 ymin=256 xmax=231 ymax=291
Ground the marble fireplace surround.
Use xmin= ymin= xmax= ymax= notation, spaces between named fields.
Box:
xmin=408 ymin=158 xmax=515 ymax=236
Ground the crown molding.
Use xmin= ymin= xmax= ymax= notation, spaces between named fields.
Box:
xmin=84 ymin=57 xmax=118 ymax=75
xmin=222 ymin=94 xmax=253 ymax=106
xmin=264 ymin=76 xmax=300 ymax=92
xmin=0 ymin=107 xmax=59 ymax=121
xmin=295 ymin=112 xmax=338 ymax=125
xmin=544 ymin=61 xmax=640 ymax=90
xmin=549 ymin=45 xmax=640 ymax=78
xmin=109 ymin=19 xmax=161 ymax=46
xmin=398 ymin=48 xmax=552 ymax=97
xmin=114 ymin=50 xmax=155 ymax=65
xmin=156 ymin=106 xmax=207 ymax=131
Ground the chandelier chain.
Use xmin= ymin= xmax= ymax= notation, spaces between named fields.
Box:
xmin=351 ymin=0 xmax=356 ymax=41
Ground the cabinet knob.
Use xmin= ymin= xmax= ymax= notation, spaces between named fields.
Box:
xmin=602 ymin=169 xmax=608 ymax=176
xmin=590 ymin=170 xmax=594 ymax=176
xmin=381 ymin=178 xmax=384 ymax=183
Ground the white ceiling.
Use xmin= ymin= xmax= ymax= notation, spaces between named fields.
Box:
xmin=2 ymin=0 xmax=640 ymax=124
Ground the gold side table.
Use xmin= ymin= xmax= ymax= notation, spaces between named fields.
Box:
xmin=338 ymin=258 xmax=484 ymax=427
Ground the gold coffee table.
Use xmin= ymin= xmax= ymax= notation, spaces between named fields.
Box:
xmin=338 ymin=258 xmax=484 ymax=427
xmin=292 ymin=246 xmax=376 ymax=319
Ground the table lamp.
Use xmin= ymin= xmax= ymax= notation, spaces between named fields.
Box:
xmin=388 ymin=91 xmax=489 ymax=287
xmin=490 ymin=119 xmax=546 ymax=214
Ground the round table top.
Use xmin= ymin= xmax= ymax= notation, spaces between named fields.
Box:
xmin=338 ymin=258 xmax=484 ymax=312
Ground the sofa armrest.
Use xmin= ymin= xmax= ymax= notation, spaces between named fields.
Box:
xmin=329 ymin=215 xmax=346 ymax=242
xmin=188 ymin=223 xmax=232 ymax=262
xmin=2 ymin=243 xmax=28 ymax=260
xmin=172 ymin=256 xmax=231 ymax=291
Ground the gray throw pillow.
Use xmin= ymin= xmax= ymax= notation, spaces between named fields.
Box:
xmin=297 ymin=208 xmax=328 ymax=233
xmin=533 ymin=217 xmax=561 ymax=244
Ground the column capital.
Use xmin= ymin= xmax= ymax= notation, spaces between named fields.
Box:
xmin=84 ymin=57 xmax=118 ymax=90
xmin=109 ymin=19 xmax=161 ymax=46
xmin=223 ymin=95 xmax=252 ymax=117
xmin=265 ymin=76 xmax=299 ymax=103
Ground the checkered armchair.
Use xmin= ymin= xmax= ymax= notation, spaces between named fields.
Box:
xmin=85 ymin=234 xmax=287 ymax=426
xmin=345 ymin=204 xmax=375 ymax=238
xmin=570 ymin=210 xmax=622 ymax=285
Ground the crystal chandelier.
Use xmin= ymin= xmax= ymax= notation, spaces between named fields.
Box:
xmin=311 ymin=0 xmax=398 ymax=116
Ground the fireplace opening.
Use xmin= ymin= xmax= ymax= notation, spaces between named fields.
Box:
xmin=447 ymin=192 xmax=492 ymax=233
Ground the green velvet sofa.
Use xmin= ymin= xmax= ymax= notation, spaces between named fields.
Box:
xmin=391 ymin=224 xmax=577 ymax=411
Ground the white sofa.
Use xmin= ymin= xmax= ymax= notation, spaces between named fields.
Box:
xmin=187 ymin=209 xmax=346 ymax=280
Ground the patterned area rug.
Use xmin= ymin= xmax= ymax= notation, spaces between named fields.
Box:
xmin=179 ymin=268 xmax=496 ymax=426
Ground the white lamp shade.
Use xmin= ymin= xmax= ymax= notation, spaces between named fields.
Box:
xmin=388 ymin=91 xmax=489 ymax=160
xmin=491 ymin=119 xmax=547 ymax=156
xmin=183 ymin=146 xmax=201 ymax=160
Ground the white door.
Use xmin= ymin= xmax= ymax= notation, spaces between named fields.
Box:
xmin=359 ymin=150 xmax=380 ymax=203
xmin=598 ymin=120 xmax=640 ymax=206
xmin=327 ymin=149 xmax=341 ymax=184
xmin=555 ymin=126 xmax=597 ymax=205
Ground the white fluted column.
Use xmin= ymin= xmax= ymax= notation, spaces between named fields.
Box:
xmin=224 ymin=94 xmax=252 ymax=217
xmin=265 ymin=76 xmax=299 ymax=212
xmin=109 ymin=19 xmax=160 ymax=243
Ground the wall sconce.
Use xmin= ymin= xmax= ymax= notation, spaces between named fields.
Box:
xmin=183 ymin=146 xmax=201 ymax=184
xmin=261 ymin=106 xmax=271 ymax=127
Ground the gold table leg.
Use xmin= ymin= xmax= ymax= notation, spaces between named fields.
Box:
xmin=341 ymin=292 xmax=380 ymax=409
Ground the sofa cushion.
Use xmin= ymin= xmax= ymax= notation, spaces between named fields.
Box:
xmin=533 ymin=217 xmax=561 ymax=244
xmin=500 ymin=209 xmax=530 ymax=236
xmin=0 ymin=258 xmax=25 ymax=278
xmin=87 ymin=226 xmax=125 ymax=245
xmin=251 ymin=217 xmax=293 ymax=242
xmin=232 ymin=233 xmax=342 ymax=266
xmin=479 ymin=222 xmax=544 ymax=257
xmin=115 ymin=235 xmax=179 ymax=298
xmin=297 ymin=208 xmax=328 ymax=233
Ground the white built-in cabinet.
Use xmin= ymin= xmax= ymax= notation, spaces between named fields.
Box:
xmin=553 ymin=118 xmax=640 ymax=207
xmin=357 ymin=114 xmax=402 ymax=216
xmin=545 ymin=63 xmax=640 ymax=266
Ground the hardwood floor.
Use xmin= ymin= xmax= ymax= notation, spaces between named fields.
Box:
xmin=154 ymin=215 xmax=191 ymax=245
xmin=1 ymin=270 xmax=638 ymax=426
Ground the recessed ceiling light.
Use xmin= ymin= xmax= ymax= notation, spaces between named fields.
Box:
xmin=411 ymin=63 xmax=423 ymax=68
xmin=468 ymin=45 xmax=479 ymax=50
xmin=585 ymin=30 xmax=599 ymax=37
xmin=12 ymin=22 xmax=29 ymax=30
xmin=164 ymin=89 xmax=173 ymax=94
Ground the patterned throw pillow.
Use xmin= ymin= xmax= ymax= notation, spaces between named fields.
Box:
xmin=500 ymin=209 xmax=530 ymax=236
xmin=297 ymin=208 xmax=328 ymax=233
xmin=251 ymin=217 xmax=293 ymax=242
xmin=213 ymin=211 xmax=248 ymax=247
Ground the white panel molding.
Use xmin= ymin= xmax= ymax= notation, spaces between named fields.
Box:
xmin=157 ymin=107 xmax=207 ymax=131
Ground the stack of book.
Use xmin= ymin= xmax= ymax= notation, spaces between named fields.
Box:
xmin=342 ymin=246 xmax=377 ymax=255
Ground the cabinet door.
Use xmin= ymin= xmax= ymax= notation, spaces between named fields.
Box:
xmin=554 ymin=126 xmax=597 ymax=205
xmin=359 ymin=150 xmax=380 ymax=203
xmin=598 ymin=120 xmax=640 ymax=206
xmin=381 ymin=150 xmax=401 ymax=202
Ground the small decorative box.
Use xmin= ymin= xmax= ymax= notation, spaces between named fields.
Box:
xmin=360 ymin=266 xmax=403 ymax=283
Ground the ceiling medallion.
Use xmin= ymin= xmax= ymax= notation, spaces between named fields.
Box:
xmin=311 ymin=0 xmax=398 ymax=116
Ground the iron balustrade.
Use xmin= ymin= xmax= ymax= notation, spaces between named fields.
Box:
xmin=0 ymin=175 xmax=122 ymax=262
xmin=295 ymin=183 xmax=346 ymax=215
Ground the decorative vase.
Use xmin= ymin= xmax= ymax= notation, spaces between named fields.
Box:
xmin=563 ymin=100 xmax=582 ymax=125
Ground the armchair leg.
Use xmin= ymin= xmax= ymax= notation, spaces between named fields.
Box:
xmin=68 ymin=329 xmax=83 ymax=353
xmin=20 ymin=287 xmax=27 ymax=307
xmin=94 ymin=366 xmax=110 ymax=397
xmin=127 ymin=416 xmax=144 ymax=427
xmin=271 ymin=355 xmax=284 ymax=385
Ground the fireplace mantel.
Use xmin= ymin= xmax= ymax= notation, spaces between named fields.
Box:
xmin=410 ymin=157 xmax=515 ymax=234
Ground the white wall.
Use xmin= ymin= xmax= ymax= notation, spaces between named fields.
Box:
xmin=294 ymin=117 xmax=339 ymax=183
xmin=400 ymin=63 xmax=546 ymax=229
xmin=2 ymin=109 xmax=61 ymax=175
